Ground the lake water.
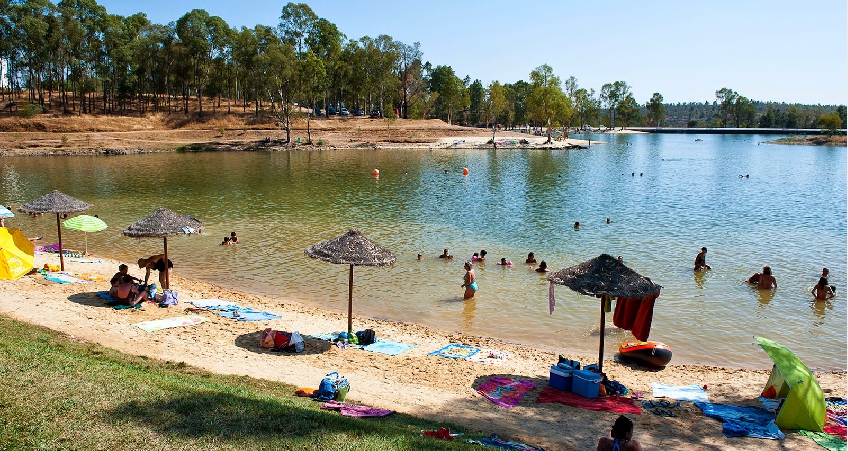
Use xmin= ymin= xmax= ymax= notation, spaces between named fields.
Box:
xmin=2 ymin=133 xmax=845 ymax=370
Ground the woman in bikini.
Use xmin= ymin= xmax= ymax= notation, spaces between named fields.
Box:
xmin=461 ymin=261 xmax=477 ymax=299
xmin=597 ymin=415 xmax=642 ymax=451
xmin=811 ymin=277 xmax=835 ymax=301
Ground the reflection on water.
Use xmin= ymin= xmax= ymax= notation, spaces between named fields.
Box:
xmin=1 ymin=133 xmax=845 ymax=370
xmin=810 ymin=300 xmax=833 ymax=328
xmin=693 ymin=270 xmax=707 ymax=290
xmin=756 ymin=287 xmax=777 ymax=306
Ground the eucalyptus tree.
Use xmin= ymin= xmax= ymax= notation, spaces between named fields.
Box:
xmin=526 ymin=64 xmax=568 ymax=143
xmin=573 ymin=88 xmax=599 ymax=127
xmin=57 ymin=0 xmax=104 ymax=113
xmin=616 ymin=93 xmax=640 ymax=127
xmin=137 ymin=23 xmax=175 ymax=113
xmin=645 ymin=92 xmax=664 ymax=126
xmin=428 ymin=64 xmax=468 ymax=124
xmin=715 ymin=87 xmax=737 ymax=127
xmin=300 ymin=49 xmax=325 ymax=143
xmin=231 ymin=25 xmax=261 ymax=114
xmin=599 ymin=80 xmax=630 ymax=128
xmin=483 ymin=80 xmax=507 ymax=146
xmin=12 ymin=0 xmax=55 ymax=106
xmin=278 ymin=2 xmax=317 ymax=57
xmin=257 ymin=35 xmax=298 ymax=142
xmin=175 ymin=9 xmax=229 ymax=117
xmin=395 ymin=40 xmax=422 ymax=119
xmin=305 ymin=17 xmax=343 ymax=113
xmin=357 ymin=35 xmax=399 ymax=114
xmin=504 ymin=80 xmax=529 ymax=128
xmin=0 ymin=0 xmax=12 ymax=99
xmin=468 ymin=78 xmax=483 ymax=125
xmin=732 ymin=95 xmax=756 ymax=128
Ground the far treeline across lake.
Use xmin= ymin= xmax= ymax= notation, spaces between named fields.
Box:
xmin=0 ymin=1 xmax=845 ymax=139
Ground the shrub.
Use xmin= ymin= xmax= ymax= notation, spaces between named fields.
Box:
xmin=317 ymin=139 xmax=324 ymax=146
xmin=19 ymin=103 xmax=41 ymax=119
xmin=61 ymin=135 xmax=69 ymax=144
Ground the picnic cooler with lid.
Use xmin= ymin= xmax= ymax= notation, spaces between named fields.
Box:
xmin=572 ymin=369 xmax=603 ymax=399
xmin=549 ymin=365 xmax=573 ymax=392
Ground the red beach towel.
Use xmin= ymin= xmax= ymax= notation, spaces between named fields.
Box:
xmin=536 ymin=387 xmax=642 ymax=414
xmin=613 ymin=292 xmax=659 ymax=341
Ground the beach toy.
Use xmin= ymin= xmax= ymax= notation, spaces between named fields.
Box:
xmin=618 ymin=341 xmax=673 ymax=368
xmin=462 ymin=168 xmax=469 ymax=176
xmin=373 ymin=169 xmax=379 ymax=177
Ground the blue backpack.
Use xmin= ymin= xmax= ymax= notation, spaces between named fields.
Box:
xmin=315 ymin=372 xmax=349 ymax=401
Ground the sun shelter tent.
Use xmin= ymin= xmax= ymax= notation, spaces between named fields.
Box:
xmin=18 ymin=190 xmax=92 ymax=271
xmin=122 ymin=208 xmax=203 ymax=290
xmin=62 ymin=215 xmax=107 ymax=256
xmin=0 ymin=205 xmax=14 ymax=218
xmin=0 ymin=227 xmax=34 ymax=280
xmin=756 ymin=336 xmax=825 ymax=431
xmin=548 ymin=253 xmax=661 ymax=372
xmin=305 ymin=229 xmax=396 ymax=334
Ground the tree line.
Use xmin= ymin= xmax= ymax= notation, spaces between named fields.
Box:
xmin=1 ymin=1 xmax=845 ymax=140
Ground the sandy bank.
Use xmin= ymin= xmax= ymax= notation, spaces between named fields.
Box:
xmin=0 ymin=253 xmax=842 ymax=450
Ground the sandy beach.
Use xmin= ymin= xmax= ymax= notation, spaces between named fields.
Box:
xmin=2 ymin=252 xmax=843 ymax=451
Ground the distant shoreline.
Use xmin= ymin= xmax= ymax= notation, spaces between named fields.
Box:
xmin=764 ymin=135 xmax=847 ymax=146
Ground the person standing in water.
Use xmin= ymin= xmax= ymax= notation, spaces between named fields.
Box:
xmin=461 ymin=261 xmax=477 ymax=299
xmin=811 ymin=277 xmax=835 ymax=301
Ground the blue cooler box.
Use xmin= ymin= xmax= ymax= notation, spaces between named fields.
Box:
xmin=549 ymin=365 xmax=573 ymax=391
xmin=572 ymin=369 xmax=603 ymax=399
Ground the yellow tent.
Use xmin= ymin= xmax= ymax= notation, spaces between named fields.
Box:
xmin=0 ymin=227 xmax=34 ymax=280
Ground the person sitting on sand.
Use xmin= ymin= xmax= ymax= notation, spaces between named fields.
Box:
xmin=526 ymin=252 xmax=537 ymax=264
xmin=597 ymin=415 xmax=642 ymax=451
xmin=111 ymin=274 xmax=148 ymax=307
xmin=461 ymin=261 xmax=477 ymax=299
xmin=110 ymin=264 xmax=140 ymax=295
xmin=438 ymin=248 xmax=453 ymax=260
xmin=811 ymin=277 xmax=835 ymax=301
xmin=748 ymin=266 xmax=777 ymax=290
xmin=498 ymin=258 xmax=512 ymax=266
xmin=535 ymin=261 xmax=550 ymax=273
xmin=138 ymin=254 xmax=173 ymax=289
xmin=229 ymin=231 xmax=239 ymax=244
xmin=694 ymin=247 xmax=711 ymax=271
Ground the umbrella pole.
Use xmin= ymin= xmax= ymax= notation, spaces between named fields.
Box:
xmin=348 ymin=264 xmax=354 ymax=333
xmin=163 ymin=237 xmax=169 ymax=290
xmin=84 ymin=233 xmax=88 ymax=256
xmin=56 ymin=213 xmax=65 ymax=271
xmin=598 ymin=295 xmax=607 ymax=373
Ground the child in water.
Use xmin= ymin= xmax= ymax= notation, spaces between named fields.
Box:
xmin=498 ymin=258 xmax=512 ymax=266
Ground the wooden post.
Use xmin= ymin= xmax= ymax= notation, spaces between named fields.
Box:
xmin=599 ymin=295 xmax=607 ymax=373
xmin=163 ymin=237 xmax=169 ymax=289
xmin=56 ymin=213 xmax=65 ymax=271
xmin=348 ymin=264 xmax=354 ymax=333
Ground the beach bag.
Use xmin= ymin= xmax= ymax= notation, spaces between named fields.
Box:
xmin=356 ymin=329 xmax=376 ymax=346
xmin=315 ymin=372 xmax=349 ymax=401
xmin=285 ymin=331 xmax=305 ymax=353
xmin=160 ymin=290 xmax=178 ymax=306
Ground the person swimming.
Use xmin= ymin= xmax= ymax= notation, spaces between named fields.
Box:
xmin=498 ymin=258 xmax=512 ymax=266
xmin=526 ymin=252 xmax=537 ymax=264
xmin=438 ymin=249 xmax=453 ymax=260
xmin=535 ymin=261 xmax=550 ymax=273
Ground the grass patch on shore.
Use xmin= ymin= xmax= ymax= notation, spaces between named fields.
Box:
xmin=0 ymin=316 xmax=478 ymax=450
xmin=767 ymin=135 xmax=846 ymax=146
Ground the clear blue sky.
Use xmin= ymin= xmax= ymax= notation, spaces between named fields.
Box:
xmin=97 ymin=0 xmax=846 ymax=105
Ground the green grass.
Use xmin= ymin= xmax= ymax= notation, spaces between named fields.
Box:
xmin=0 ymin=317 xmax=479 ymax=450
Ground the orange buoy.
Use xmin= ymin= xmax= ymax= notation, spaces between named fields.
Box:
xmin=462 ymin=167 xmax=469 ymax=176
xmin=373 ymin=169 xmax=380 ymax=176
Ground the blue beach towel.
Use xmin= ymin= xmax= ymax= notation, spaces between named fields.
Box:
xmin=651 ymin=382 xmax=709 ymax=402
xmin=362 ymin=340 xmax=417 ymax=356
xmin=695 ymin=402 xmax=785 ymax=440
xmin=189 ymin=299 xmax=239 ymax=309
xmin=428 ymin=344 xmax=480 ymax=359
xmin=96 ymin=291 xmax=112 ymax=300
xmin=305 ymin=331 xmax=343 ymax=341
xmin=216 ymin=308 xmax=281 ymax=322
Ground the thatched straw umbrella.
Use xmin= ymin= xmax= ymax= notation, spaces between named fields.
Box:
xmin=549 ymin=253 xmax=661 ymax=372
xmin=18 ymin=190 xmax=92 ymax=271
xmin=122 ymin=208 xmax=203 ymax=289
xmin=305 ymin=229 xmax=396 ymax=333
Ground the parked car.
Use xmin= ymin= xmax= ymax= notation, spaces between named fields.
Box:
xmin=369 ymin=110 xmax=382 ymax=118
xmin=339 ymin=108 xmax=350 ymax=116
xmin=353 ymin=109 xmax=365 ymax=116
xmin=327 ymin=106 xmax=337 ymax=115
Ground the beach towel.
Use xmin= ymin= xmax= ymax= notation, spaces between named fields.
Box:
xmin=476 ymin=377 xmax=536 ymax=408
xmin=216 ymin=308 xmax=281 ymax=322
xmin=798 ymin=430 xmax=846 ymax=451
xmin=467 ymin=348 xmax=509 ymax=365
xmin=66 ymin=257 xmax=103 ymax=263
xmin=361 ymin=340 xmax=417 ymax=356
xmin=305 ymin=331 xmax=342 ymax=341
xmin=429 ymin=344 xmax=480 ymax=359
xmin=695 ymin=402 xmax=785 ymax=439
xmin=536 ymin=386 xmax=642 ymax=414
xmin=651 ymin=382 xmax=709 ymax=402
xmin=320 ymin=400 xmax=394 ymax=418
xmin=467 ymin=434 xmax=545 ymax=451
xmin=42 ymin=272 xmax=93 ymax=284
xmin=132 ymin=314 xmax=208 ymax=332
xmin=188 ymin=299 xmax=238 ymax=309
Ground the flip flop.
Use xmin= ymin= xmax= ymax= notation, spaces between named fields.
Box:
xmin=651 ymin=408 xmax=678 ymax=417
xmin=642 ymin=401 xmax=656 ymax=409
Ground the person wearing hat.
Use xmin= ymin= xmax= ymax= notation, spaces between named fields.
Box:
xmin=138 ymin=254 xmax=173 ymax=289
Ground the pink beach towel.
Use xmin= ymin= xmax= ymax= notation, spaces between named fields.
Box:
xmin=476 ymin=377 xmax=536 ymax=408
xmin=320 ymin=401 xmax=394 ymax=418
xmin=536 ymin=387 xmax=642 ymax=414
